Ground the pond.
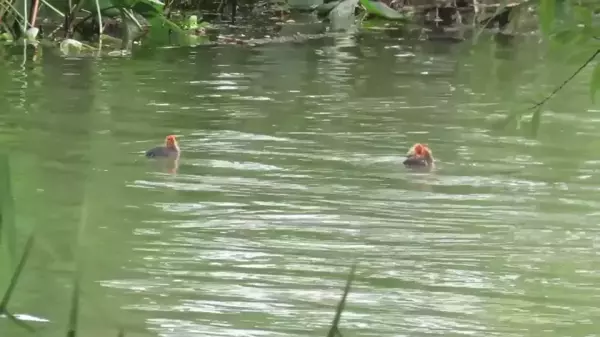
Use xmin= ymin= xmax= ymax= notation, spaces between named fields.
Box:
xmin=1 ymin=32 xmax=599 ymax=337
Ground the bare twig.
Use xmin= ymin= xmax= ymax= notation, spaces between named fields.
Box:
xmin=528 ymin=48 xmax=600 ymax=111
xmin=496 ymin=48 xmax=600 ymax=132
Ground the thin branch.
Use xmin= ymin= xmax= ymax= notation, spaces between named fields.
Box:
xmin=39 ymin=0 xmax=64 ymax=17
xmin=528 ymin=48 xmax=600 ymax=111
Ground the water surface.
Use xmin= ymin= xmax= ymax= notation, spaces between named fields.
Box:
xmin=1 ymin=33 xmax=599 ymax=337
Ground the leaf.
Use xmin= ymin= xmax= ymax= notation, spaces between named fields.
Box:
xmin=153 ymin=14 xmax=186 ymax=35
xmin=552 ymin=28 xmax=578 ymax=45
xmin=590 ymin=61 xmax=600 ymax=103
xmin=538 ymin=0 xmax=556 ymax=36
xmin=359 ymin=0 xmax=406 ymax=20
xmin=566 ymin=45 xmax=599 ymax=64
xmin=573 ymin=26 xmax=594 ymax=45
xmin=573 ymin=5 xmax=592 ymax=27
xmin=554 ymin=0 xmax=566 ymax=20
xmin=131 ymin=0 xmax=164 ymax=18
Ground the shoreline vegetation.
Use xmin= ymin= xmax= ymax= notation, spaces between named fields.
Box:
xmin=0 ymin=0 xmax=536 ymax=55
xmin=2 ymin=0 xmax=598 ymax=116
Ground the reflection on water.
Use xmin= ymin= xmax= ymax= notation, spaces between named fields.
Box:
xmin=1 ymin=33 xmax=599 ymax=337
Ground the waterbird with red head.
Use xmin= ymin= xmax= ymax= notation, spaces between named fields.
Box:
xmin=403 ymin=143 xmax=435 ymax=170
xmin=145 ymin=135 xmax=180 ymax=158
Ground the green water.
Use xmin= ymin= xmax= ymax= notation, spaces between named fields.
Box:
xmin=1 ymin=33 xmax=600 ymax=337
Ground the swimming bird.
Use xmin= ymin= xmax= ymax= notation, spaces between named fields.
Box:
xmin=145 ymin=135 xmax=180 ymax=158
xmin=403 ymin=143 xmax=435 ymax=170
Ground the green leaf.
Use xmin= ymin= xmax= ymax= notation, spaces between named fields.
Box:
xmin=110 ymin=0 xmax=134 ymax=9
xmin=538 ymin=0 xmax=556 ymax=36
xmin=566 ymin=45 xmax=599 ymax=64
xmin=573 ymin=26 xmax=594 ymax=45
xmin=131 ymin=0 xmax=164 ymax=18
xmin=573 ymin=5 xmax=592 ymax=27
xmin=554 ymin=0 xmax=566 ymax=20
xmin=359 ymin=0 xmax=407 ymax=20
xmin=590 ymin=62 xmax=600 ymax=103
xmin=552 ymin=28 xmax=578 ymax=45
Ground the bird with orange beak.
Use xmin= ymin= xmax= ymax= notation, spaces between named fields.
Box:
xmin=403 ymin=143 xmax=435 ymax=170
xmin=145 ymin=135 xmax=180 ymax=158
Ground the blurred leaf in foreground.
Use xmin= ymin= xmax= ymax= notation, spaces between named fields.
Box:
xmin=590 ymin=61 xmax=600 ymax=103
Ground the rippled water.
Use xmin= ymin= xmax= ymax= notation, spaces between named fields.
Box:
xmin=1 ymin=33 xmax=600 ymax=337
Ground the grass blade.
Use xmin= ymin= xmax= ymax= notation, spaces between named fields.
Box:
xmin=0 ymin=153 xmax=17 ymax=268
xmin=66 ymin=183 xmax=91 ymax=337
xmin=0 ymin=233 xmax=35 ymax=312
xmin=0 ymin=233 xmax=36 ymax=332
xmin=326 ymin=262 xmax=356 ymax=337
xmin=66 ymin=263 xmax=81 ymax=337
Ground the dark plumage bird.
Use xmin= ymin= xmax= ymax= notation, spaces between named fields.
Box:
xmin=145 ymin=135 xmax=180 ymax=158
xmin=403 ymin=143 xmax=435 ymax=170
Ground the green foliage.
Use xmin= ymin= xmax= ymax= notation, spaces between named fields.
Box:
xmin=545 ymin=0 xmax=600 ymax=105
xmin=109 ymin=0 xmax=164 ymax=17
xmin=359 ymin=0 xmax=407 ymax=21
xmin=496 ymin=1 xmax=600 ymax=135
xmin=538 ymin=0 xmax=556 ymax=35
xmin=131 ymin=0 xmax=164 ymax=18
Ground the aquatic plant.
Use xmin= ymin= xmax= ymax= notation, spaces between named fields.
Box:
xmin=0 ymin=0 xmax=540 ymax=53
xmin=0 ymin=0 xmax=186 ymax=52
